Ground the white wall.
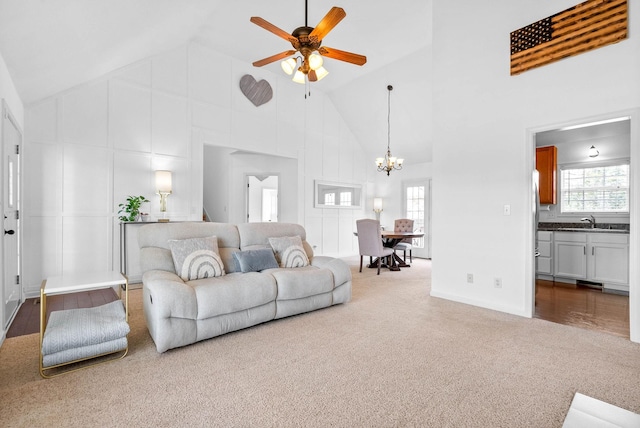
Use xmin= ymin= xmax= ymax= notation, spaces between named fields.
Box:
xmin=0 ymin=51 xmax=24 ymax=344
xmin=22 ymin=41 xmax=370 ymax=297
xmin=431 ymin=0 xmax=640 ymax=341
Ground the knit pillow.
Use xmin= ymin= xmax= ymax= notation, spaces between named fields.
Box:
xmin=169 ymin=236 xmax=225 ymax=281
xmin=268 ymin=235 xmax=309 ymax=268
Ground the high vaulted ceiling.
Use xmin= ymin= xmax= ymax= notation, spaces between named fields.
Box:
xmin=0 ymin=0 xmax=433 ymax=164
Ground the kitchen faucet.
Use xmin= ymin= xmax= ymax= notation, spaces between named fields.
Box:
xmin=581 ymin=215 xmax=596 ymax=228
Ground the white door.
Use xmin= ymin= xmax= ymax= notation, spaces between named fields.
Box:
xmin=246 ymin=174 xmax=279 ymax=222
xmin=2 ymin=101 xmax=21 ymax=329
xmin=402 ymin=179 xmax=432 ymax=259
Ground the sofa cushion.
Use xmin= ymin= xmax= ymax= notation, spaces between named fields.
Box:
xmin=233 ymin=248 xmax=279 ymax=273
xmin=169 ymin=236 xmax=225 ymax=281
xmin=268 ymin=266 xmax=334 ymax=300
xmin=190 ymin=272 xmax=277 ymax=319
xmin=268 ymin=235 xmax=309 ymax=268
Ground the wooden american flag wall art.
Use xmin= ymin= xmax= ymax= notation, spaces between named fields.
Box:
xmin=510 ymin=0 xmax=627 ymax=75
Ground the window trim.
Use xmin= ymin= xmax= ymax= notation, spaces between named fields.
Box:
xmin=558 ymin=158 xmax=630 ymax=214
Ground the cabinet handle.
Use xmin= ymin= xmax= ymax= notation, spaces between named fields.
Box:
xmin=592 ymin=247 xmax=594 ymax=256
xmin=583 ymin=246 xmax=586 ymax=255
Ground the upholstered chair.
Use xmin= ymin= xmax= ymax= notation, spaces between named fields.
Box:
xmin=356 ymin=219 xmax=394 ymax=275
xmin=394 ymin=219 xmax=414 ymax=263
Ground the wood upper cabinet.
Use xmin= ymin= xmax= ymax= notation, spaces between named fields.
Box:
xmin=536 ymin=146 xmax=557 ymax=205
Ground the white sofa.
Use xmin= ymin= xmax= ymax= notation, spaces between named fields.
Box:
xmin=138 ymin=222 xmax=352 ymax=352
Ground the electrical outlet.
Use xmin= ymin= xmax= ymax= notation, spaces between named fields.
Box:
xmin=467 ymin=274 xmax=474 ymax=284
xmin=494 ymin=278 xmax=502 ymax=288
xmin=503 ymin=204 xmax=511 ymax=216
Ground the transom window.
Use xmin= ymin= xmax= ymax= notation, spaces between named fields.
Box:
xmin=560 ymin=163 xmax=629 ymax=213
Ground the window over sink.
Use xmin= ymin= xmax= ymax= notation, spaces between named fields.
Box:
xmin=560 ymin=162 xmax=629 ymax=213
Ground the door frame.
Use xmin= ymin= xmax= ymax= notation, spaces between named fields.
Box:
xmin=1 ymin=99 xmax=23 ymax=334
xmin=401 ymin=178 xmax=432 ymax=259
xmin=526 ymin=108 xmax=639 ymax=343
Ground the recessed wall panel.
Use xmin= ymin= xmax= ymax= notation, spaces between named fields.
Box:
xmin=114 ymin=152 xmax=152 ymax=217
xmin=63 ymin=144 xmax=110 ymax=213
xmin=152 ymin=92 xmax=188 ymax=157
xmin=26 ymin=99 xmax=57 ymax=143
xmin=23 ymin=216 xmax=58 ymax=295
xmin=152 ymin=46 xmax=188 ymax=96
xmin=62 ymin=217 xmax=111 ymax=274
xmin=62 ymin=81 xmax=108 ymax=146
xmin=109 ymin=80 xmax=151 ymax=152
xmin=25 ymin=142 xmax=57 ymax=214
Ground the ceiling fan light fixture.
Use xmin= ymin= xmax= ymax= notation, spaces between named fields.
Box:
xmin=292 ymin=69 xmax=306 ymax=84
xmin=281 ymin=58 xmax=297 ymax=75
xmin=315 ymin=66 xmax=329 ymax=81
xmin=308 ymin=53 xmax=323 ymax=70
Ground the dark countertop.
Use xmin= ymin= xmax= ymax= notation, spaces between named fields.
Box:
xmin=538 ymin=222 xmax=630 ymax=234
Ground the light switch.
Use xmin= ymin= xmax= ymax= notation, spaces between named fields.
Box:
xmin=503 ymin=204 xmax=511 ymax=216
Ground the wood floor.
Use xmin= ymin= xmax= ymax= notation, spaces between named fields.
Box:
xmin=5 ymin=288 xmax=118 ymax=338
xmin=5 ymin=281 xmax=630 ymax=340
xmin=535 ymin=279 xmax=630 ymax=339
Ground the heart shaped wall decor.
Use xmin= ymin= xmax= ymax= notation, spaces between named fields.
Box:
xmin=239 ymin=74 xmax=273 ymax=107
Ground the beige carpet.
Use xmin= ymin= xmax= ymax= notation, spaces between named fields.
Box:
xmin=1 ymin=258 xmax=639 ymax=427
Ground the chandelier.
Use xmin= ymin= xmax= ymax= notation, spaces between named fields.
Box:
xmin=376 ymin=85 xmax=403 ymax=175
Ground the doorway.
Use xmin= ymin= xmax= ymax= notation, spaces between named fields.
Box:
xmin=2 ymin=100 xmax=22 ymax=330
xmin=402 ymin=179 xmax=432 ymax=259
xmin=246 ymin=174 xmax=279 ymax=222
xmin=530 ymin=114 xmax=634 ymax=339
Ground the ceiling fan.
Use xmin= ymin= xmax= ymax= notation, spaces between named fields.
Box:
xmin=250 ymin=1 xmax=366 ymax=83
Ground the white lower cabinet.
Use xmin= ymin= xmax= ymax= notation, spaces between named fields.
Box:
xmin=588 ymin=234 xmax=629 ymax=291
xmin=553 ymin=231 xmax=629 ymax=292
xmin=554 ymin=232 xmax=587 ymax=278
xmin=536 ymin=231 xmax=553 ymax=275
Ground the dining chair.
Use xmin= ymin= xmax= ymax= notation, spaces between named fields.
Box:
xmin=394 ymin=219 xmax=414 ymax=263
xmin=356 ymin=219 xmax=394 ymax=275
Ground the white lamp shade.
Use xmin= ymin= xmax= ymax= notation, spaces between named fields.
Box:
xmin=373 ymin=198 xmax=383 ymax=211
xmin=292 ymin=69 xmax=306 ymax=84
xmin=396 ymin=158 xmax=405 ymax=166
xmin=308 ymin=53 xmax=323 ymax=70
xmin=281 ymin=58 xmax=297 ymax=75
xmin=314 ymin=66 xmax=329 ymax=81
xmin=375 ymin=157 xmax=384 ymax=166
xmin=155 ymin=170 xmax=172 ymax=193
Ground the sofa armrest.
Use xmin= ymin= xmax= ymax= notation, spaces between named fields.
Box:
xmin=310 ymin=256 xmax=351 ymax=287
xmin=142 ymin=270 xmax=198 ymax=320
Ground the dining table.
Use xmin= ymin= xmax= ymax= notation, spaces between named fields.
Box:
xmin=379 ymin=230 xmax=424 ymax=271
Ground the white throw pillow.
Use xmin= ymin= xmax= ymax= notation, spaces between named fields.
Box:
xmin=268 ymin=235 xmax=309 ymax=268
xmin=169 ymin=236 xmax=225 ymax=281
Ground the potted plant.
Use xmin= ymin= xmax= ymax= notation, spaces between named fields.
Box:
xmin=118 ymin=195 xmax=149 ymax=222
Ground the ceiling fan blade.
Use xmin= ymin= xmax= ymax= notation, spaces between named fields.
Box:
xmin=308 ymin=70 xmax=318 ymax=82
xmin=318 ymin=47 xmax=367 ymax=66
xmin=252 ymin=50 xmax=297 ymax=67
xmin=250 ymin=17 xmax=297 ymax=44
xmin=309 ymin=7 xmax=346 ymax=42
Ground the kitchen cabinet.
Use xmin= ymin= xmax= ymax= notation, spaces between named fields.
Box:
xmin=554 ymin=232 xmax=586 ymax=279
xmin=554 ymin=231 xmax=629 ymax=292
xmin=536 ymin=231 xmax=553 ymax=275
xmin=588 ymin=233 xmax=629 ymax=292
xmin=536 ymin=146 xmax=557 ymax=204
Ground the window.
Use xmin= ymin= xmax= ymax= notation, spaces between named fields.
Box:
xmin=339 ymin=191 xmax=352 ymax=206
xmin=405 ymin=185 xmax=425 ymax=248
xmin=323 ymin=193 xmax=335 ymax=206
xmin=560 ymin=163 xmax=629 ymax=213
